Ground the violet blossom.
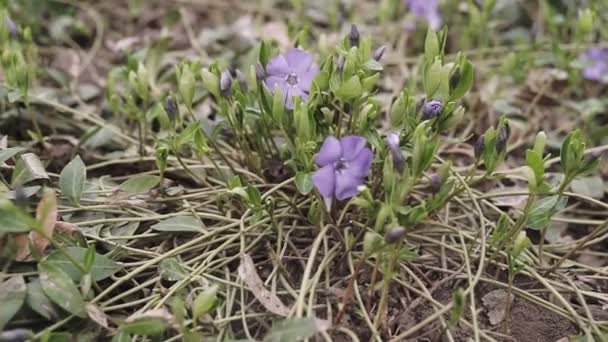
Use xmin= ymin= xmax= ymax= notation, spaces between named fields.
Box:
xmin=386 ymin=132 xmax=405 ymax=172
xmin=580 ymin=48 xmax=608 ymax=83
xmin=405 ymin=0 xmax=442 ymax=31
xmin=312 ymin=135 xmax=373 ymax=201
xmin=264 ymin=48 xmax=319 ymax=110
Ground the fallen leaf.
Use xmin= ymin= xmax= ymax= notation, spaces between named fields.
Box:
xmin=86 ymin=303 xmax=109 ymax=328
xmin=238 ymin=253 xmax=290 ymax=316
xmin=481 ymin=289 xmax=513 ymax=325
xmin=15 ymin=190 xmax=59 ymax=262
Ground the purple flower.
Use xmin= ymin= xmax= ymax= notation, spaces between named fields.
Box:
xmin=422 ymin=100 xmax=443 ymax=120
xmin=312 ymin=135 xmax=373 ymax=201
xmin=406 ymin=0 xmax=442 ymax=31
xmin=264 ymin=48 xmax=319 ymax=110
xmin=580 ymin=48 xmax=608 ymax=83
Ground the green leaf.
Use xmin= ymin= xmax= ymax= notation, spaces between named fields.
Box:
xmin=525 ymin=150 xmax=544 ymax=186
xmin=424 ymin=27 xmax=439 ymax=62
xmin=119 ymin=175 xmax=160 ymax=194
xmin=38 ymin=261 xmax=86 ymax=317
xmin=264 ymin=317 xmax=329 ymax=342
xmin=151 ymin=216 xmax=204 ymax=233
xmin=0 ymin=147 xmax=27 ymax=165
xmin=11 ymin=153 xmax=49 ymax=186
xmin=159 ymin=258 xmax=188 ymax=281
xmin=192 ymin=284 xmax=218 ymax=321
xmin=0 ymin=200 xmax=33 ymax=232
xmin=111 ymin=331 xmax=131 ymax=342
xmin=295 ymin=172 xmax=313 ymax=195
xmin=423 ymin=60 xmax=442 ymax=98
xmin=26 ymin=279 xmax=58 ymax=320
xmin=451 ymin=60 xmax=473 ymax=100
xmin=121 ymin=309 xmax=172 ymax=336
xmin=527 ymin=195 xmax=568 ymax=230
xmin=59 ymin=155 xmax=86 ymax=205
xmin=46 ymin=247 xmax=119 ymax=282
xmin=0 ymin=276 xmax=27 ymax=330
xmin=363 ymin=59 xmax=383 ymax=71
xmin=335 ymin=75 xmax=362 ymax=102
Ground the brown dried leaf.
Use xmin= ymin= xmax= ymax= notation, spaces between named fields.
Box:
xmin=482 ymin=289 xmax=513 ymax=326
xmin=86 ymin=303 xmax=109 ymax=328
xmin=31 ymin=190 xmax=58 ymax=256
xmin=238 ymin=253 xmax=289 ymax=316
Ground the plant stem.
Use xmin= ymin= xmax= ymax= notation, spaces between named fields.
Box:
xmin=373 ymin=242 xmax=401 ymax=330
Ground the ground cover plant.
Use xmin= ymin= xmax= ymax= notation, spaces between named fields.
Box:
xmin=1 ymin=0 xmax=608 ymax=341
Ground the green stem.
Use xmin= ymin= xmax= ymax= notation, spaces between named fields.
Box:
xmin=373 ymin=242 xmax=401 ymax=330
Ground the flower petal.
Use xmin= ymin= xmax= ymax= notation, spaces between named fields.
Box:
xmin=297 ymin=65 xmax=320 ymax=91
xmin=345 ymin=147 xmax=373 ymax=178
xmin=312 ymin=164 xmax=336 ymax=198
xmin=265 ymin=76 xmax=287 ymax=94
xmin=315 ymin=136 xmax=342 ymax=166
xmin=335 ymin=173 xmax=363 ymax=200
xmin=266 ymin=54 xmax=291 ymax=77
xmin=284 ymin=48 xmax=315 ymax=74
xmin=340 ymin=136 xmax=368 ymax=161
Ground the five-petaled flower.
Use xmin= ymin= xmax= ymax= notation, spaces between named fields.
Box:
xmin=580 ymin=48 xmax=608 ymax=83
xmin=406 ymin=0 xmax=442 ymax=31
xmin=312 ymin=135 xmax=373 ymax=201
xmin=264 ymin=48 xmax=319 ymax=110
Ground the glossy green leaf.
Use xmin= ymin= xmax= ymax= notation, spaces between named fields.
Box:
xmin=38 ymin=261 xmax=87 ymax=317
xmin=295 ymin=172 xmax=313 ymax=195
xmin=527 ymin=195 xmax=568 ymax=230
xmin=26 ymin=279 xmax=58 ymax=320
xmin=119 ymin=175 xmax=160 ymax=194
xmin=59 ymin=155 xmax=86 ymax=205
xmin=335 ymin=75 xmax=362 ymax=102
xmin=0 ymin=276 xmax=27 ymax=330
xmin=159 ymin=258 xmax=188 ymax=281
xmin=151 ymin=216 xmax=203 ymax=233
xmin=46 ymin=247 xmax=119 ymax=282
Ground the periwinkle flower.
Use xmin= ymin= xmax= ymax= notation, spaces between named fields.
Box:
xmin=429 ymin=173 xmax=441 ymax=194
xmin=384 ymin=226 xmax=407 ymax=244
xmin=220 ymin=70 xmax=233 ymax=96
xmin=349 ymin=24 xmax=360 ymax=47
xmin=312 ymin=135 xmax=373 ymax=201
xmin=264 ymin=48 xmax=319 ymax=110
xmin=373 ymin=45 xmax=387 ymax=62
xmin=4 ymin=16 xmax=18 ymax=37
xmin=386 ymin=132 xmax=405 ymax=172
xmin=406 ymin=0 xmax=442 ymax=31
xmin=580 ymin=48 xmax=608 ymax=83
xmin=235 ymin=69 xmax=248 ymax=92
xmin=164 ymin=95 xmax=178 ymax=121
xmin=255 ymin=62 xmax=266 ymax=81
xmin=422 ymin=100 xmax=442 ymax=120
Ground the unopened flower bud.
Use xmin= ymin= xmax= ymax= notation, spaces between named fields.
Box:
xmin=449 ymin=68 xmax=461 ymax=90
xmin=235 ymin=69 xmax=248 ymax=92
xmin=422 ymin=100 xmax=443 ymax=120
xmin=474 ymin=134 xmax=485 ymax=159
xmin=255 ymin=62 xmax=266 ymax=81
xmin=429 ymin=174 xmax=441 ymax=194
xmin=4 ymin=16 xmax=18 ymax=37
xmin=164 ymin=95 xmax=178 ymax=121
xmin=384 ymin=226 xmax=407 ymax=244
xmin=511 ymin=231 xmax=530 ymax=259
xmin=496 ymin=125 xmax=509 ymax=153
xmin=386 ymin=132 xmax=405 ymax=173
xmin=220 ymin=70 xmax=233 ymax=97
xmin=336 ymin=55 xmax=345 ymax=73
xmin=373 ymin=45 xmax=387 ymax=61
xmin=349 ymin=24 xmax=360 ymax=48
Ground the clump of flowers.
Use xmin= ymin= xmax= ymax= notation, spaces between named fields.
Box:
xmin=263 ymin=48 xmax=319 ymax=109
xmin=580 ymin=47 xmax=608 ymax=83
xmin=312 ymin=135 xmax=372 ymax=202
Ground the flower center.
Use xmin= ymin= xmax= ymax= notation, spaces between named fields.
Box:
xmin=286 ymin=73 xmax=299 ymax=86
xmin=334 ymin=159 xmax=348 ymax=174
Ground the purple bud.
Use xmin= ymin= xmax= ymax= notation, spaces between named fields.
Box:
xmin=386 ymin=132 xmax=405 ymax=173
xmin=235 ymin=69 xmax=248 ymax=92
xmin=349 ymin=24 xmax=360 ymax=47
xmin=373 ymin=45 xmax=387 ymax=61
xmin=384 ymin=226 xmax=407 ymax=244
xmin=164 ymin=95 xmax=178 ymax=121
xmin=422 ymin=100 xmax=442 ymax=120
xmin=496 ymin=125 xmax=509 ymax=153
xmin=5 ymin=16 xmax=18 ymax=37
xmin=474 ymin=134 xmax=485 ymax=159
xmin=336 ymin=55 xmax=345 ymax=72
xmin=220 ymin=70 xmax=233 ymax=96
xmin=429 ymin=174 xmax=441 ymax=194
xmin=450 ymin=68 xmax=461 ymax=90
xmin=255 ymin=62 xmax=266 ymax=81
